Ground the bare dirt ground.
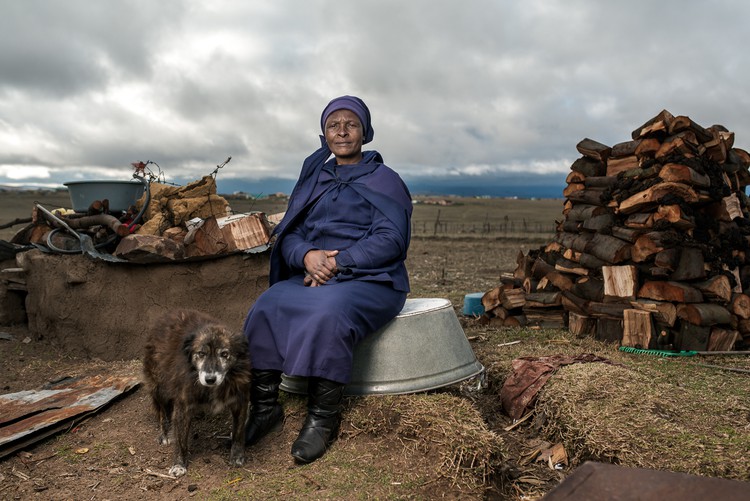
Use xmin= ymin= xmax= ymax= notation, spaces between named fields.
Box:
xmin=2 ymin=193 xmax=748 ymax=500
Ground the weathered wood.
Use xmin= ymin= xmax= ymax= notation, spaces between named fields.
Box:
xmin=707 ymin=327 xmax=739 ymax=351
xmin=730 ymin=293 xmax=750 ymax=319
xmin=561 ymin=290 xmax=589 ymax=315
xmin=566 ymin=170 xmax=587 ymax=184
xmin=556 ymin=231 xmax=594 ymax=253
xmin=596 ymin=317 xmax=623 ymax=344
xmin=585 ymin=233 xmax=632 ymax=264
xmin=578 ymin=252 xmax=608 ymax=269
xmin=658 ymin=163 xmax=711 ymax=187
xmin=581 ymin=213 xmax=615 ymax=233
xmin=617 ymin=182 xmax=699 ymax=214
xmin=184 ymin=216 xmax=231 ymax=257
xmin=655 ymin=133 xmax=699 ymax=159
xmin=501 ymin=288 xmax=527 ymax=310
xmin=583 ymin=176 xmax=618 ymax=189
xmin=566 ymin=186 xmax=609 ymax=206
xmin=565 ymin=204 xmax=611 ymax=221
xmin=629 ymin=299 xmax=677 ymax=326
xmin=576 ymin=138 xmax=611 ymax=161
xmin=603 ymin=265 xmax=638 ymax=299
xmin=638 ymin=280 xmax=703 ymax=303
xmin=631 ymin=109 xmax=674 ymax=140
xmin=668 ymin=115 xmax=712 ymax=142
xmin=606 ymin=155 xmax=639 ymax=177
xmin=611 ymin=140 xmax=639 ymax=157
xmin=568 ymin=312 xmax=595 ymax=337
xmin=622 ymin=309 xmax=653 ymax=348
xmin=525 ymin=291 xmax=562 ymax=308
xmin=676 ymin=322 xmax=709 ymax=351
xmin=588 ymin=301 xmax=629 ymax=318
xmin=562 ymin=182 xmax=585 ymax=198
xmin=555 ymin=258 xmax=589 ymax=276
xmin=670 ymin=247 xmax=705 ymax=281
xmin=481 ymin=287 xmax=502 ymax=311
xmin=693 ymin=275 xmax=732 ymax=303
xmin=634 ymin=138 xmax=661 ymax=158
xmin=624 ymin=212 xmax=654 ymax=229
xmin=570 ymin=156 xmax=606 ymax=177
xmin=610 ymin=226 xmax=644 ymax=244
xmin=654 ymin=248 xmax=680 ymax=271
xmin=632 ymin=232 xmax=670 ymax=263
xmin=531 ymin=258 xmax=575 ymax=290
xmin=676 ymin=303 xmax=732 ymax=326
xmin=570 ymin=277 xmax=604 ymax=302
xmin=654 ymin=204 xmax=695 ymax=230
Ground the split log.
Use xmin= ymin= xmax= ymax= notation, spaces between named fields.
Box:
xmin=611 ymin=140 xmax=639 ymax=157
xmin=707 ymin=328 xmax=739 ymax=351
xmin=668 ymin=115 xmax=712 ymax=143
xmin=670 ymin=247 xmax=705 ymax=281
xmin=655 ymin=134 xmax=699 ymax=159
xmin=562 ymin=183 xmax=585 ymax=198
xmin=565 ymin=204 xmax=611 ymax=221
xmin=557 ymin=231 xmax=594 ymax=253
xmin=634 ymin=138 xmax=661 ymax=158
xmin=658 ymin=163 xmax=710 ymax=187
xmin=554 ymin=258 xmax=589 ymax=276
xmin=566 ymin=186 xmax=609 ymax=206
xmin=581 ymin=213 xmax=615 ymax=232
xmin=184 ymin=216 xmax=231 ymax=257
xmin=585 ymin=233 xmax=632 ymax=264
xmin=603 ymin=265 xmax=638 ymax=299
xmin=676 ymin=322 xmax=710 ymax=351
xmin=632 ymin=232 xmax=670 ymax=263
xmin=693 ymin=275 xmax=732 ymax=303
xmin=588 ymin=302 xmax=629 ymax=318
xmin=638 ymin=280 xmax=703 ymax=303
xmin=606 ymin=155 xmax=639 ymax=177
xmin=653 ymin=204 xmax=695 ymax=230
xmin=622 ymin=309 xmax=653 ymax=348
xmin=610 ymin=226 xmax=644 ymax=244
xmin=501 ymin=289 xmax=526 ymax=310
xmin=568 ymin=312 xmax=595 ymax=337
xmin=629 ymin=299 xmax=677 ymax=326
xmin=631 ymin=109 xmax=674 ymax=140
xmin=524 ymin=292 xmax=561 ymax=308
xmin=730 ymin=293 xmax=750 ymax=319
xmin=566 ymin=171 xmax=586 ymax=184
xmin=561 ymin=290 xmax=589 ymax=315
xmin=617 ymin=182 xmax=698 ymax=215
xmin=596 ymin=317 xmax=623 ymax=344
xmin=676 ymin=303 xmax=732 ymax=326
xmin=481 ymin=287 xmax=502 ymax=311
xmin=624 ymin=213 xmax=654 ymax=230
xmin=570 ymin=156 xmax=606 ymax=177
xmin=113 ymin=235 xmax=186 ymax=263
xmin=583 ymin=176 xmax=618 ymax=189
xmin=576 ymin=138 xmax=611 ymax=161
xmin=653 ymin=248 xmax=680 ymax=271
xmin=531 ymin=258 xmax=574 ymax=291
xmin=570 ymin=277 xmax=604 ymax=302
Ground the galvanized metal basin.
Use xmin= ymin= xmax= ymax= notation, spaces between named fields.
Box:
xmin=280 ymin=297 xmax=485 ymax=396
xmin=65 ymin=180 xmax=146 ymax=212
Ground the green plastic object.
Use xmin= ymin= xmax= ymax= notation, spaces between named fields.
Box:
xmin=618 ymin=346 xmax=698 ymax=357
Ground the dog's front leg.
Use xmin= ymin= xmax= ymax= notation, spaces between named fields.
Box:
xmin=229 ymin=398 xmax=249 ymax=467
xmin=169 ymin=405 xmax=191 ymax=477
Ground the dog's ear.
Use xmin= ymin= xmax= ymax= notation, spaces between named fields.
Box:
xmin=182 ymin=330 xmax=195 ymax=359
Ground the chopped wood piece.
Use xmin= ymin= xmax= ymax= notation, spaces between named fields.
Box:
xmin=618 ymin=182 xmax=699 ymax=215
xmin=606 ymin=155 xmax=639 ymax=177
xmin=629 ymin=300 xmax=677 ymax=326
xmin=611 ymin=140 xmax=639 ymax=157
xmin=576 ymin=138 xmax=611 ymax=161
xmin=568 ymin=312 xmax=595 ymax=337
xmin=631 ymin=109 xmax=674 ymax=140
xmin=693 ymin=275 xmax=732 ymax=303
xmin=676 ymin=303 xmax=732 ymax=326
xmin=622 ymin=309 xmax=653 ymax=348
xmin=658 ymin=163 xmax=710 ymax=187
xmin=707 ymin=328 xmax=739 ymax=351
xmin=634 ymin=138 xmax=661 ymax=158
xmin=603 ymin=265 xmax=638 ymax=299
xmin=670 ymin=247 xmax=705 ymax=281
xmin=730 ymin=293 xmax=750 ymax=319
xmin=638 ymin=280 xmax=703 ymax=303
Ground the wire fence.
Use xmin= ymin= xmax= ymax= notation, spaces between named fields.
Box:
xmin=411 ymin=219 xmax=557 ymax=238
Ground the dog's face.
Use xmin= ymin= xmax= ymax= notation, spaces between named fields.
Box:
xmin=184 ymin=325 xmax=243 ymax=387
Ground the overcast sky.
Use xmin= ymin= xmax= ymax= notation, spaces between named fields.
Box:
xmin=1 ymin=0 xmax=749 ymax=194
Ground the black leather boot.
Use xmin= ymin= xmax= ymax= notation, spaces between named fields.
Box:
xmin=245 ymin=369 xmax=284 ymax=446
xmin=291 ymin=377 xmax=345 ymax=464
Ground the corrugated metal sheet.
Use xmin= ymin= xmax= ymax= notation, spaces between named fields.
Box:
xmin=0 ymin=374 xmax=140 ymax=459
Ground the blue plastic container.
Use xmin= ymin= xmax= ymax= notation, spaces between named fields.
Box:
xmin=462 ymin=292 xmax=485 ymax=316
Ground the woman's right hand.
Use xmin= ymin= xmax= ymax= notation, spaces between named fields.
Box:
xmin=303 ymin=249 xmax=339 ymax=286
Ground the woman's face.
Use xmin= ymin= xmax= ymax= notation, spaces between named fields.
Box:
xmin=324 ymin=109 xmax=363 ymax=165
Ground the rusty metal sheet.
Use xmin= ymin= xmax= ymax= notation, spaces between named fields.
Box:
xmin=0 ymin=374 xmax=140 ymax=459
xmin=542 ymin=461 xmax=749 ymax=501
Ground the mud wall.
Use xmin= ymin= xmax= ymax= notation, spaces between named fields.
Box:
xmin=17 ymin=250 xmax=270 ymax=360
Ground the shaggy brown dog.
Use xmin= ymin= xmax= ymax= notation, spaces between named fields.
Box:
xmin=143 ymin=310 xmax=251 ymax=477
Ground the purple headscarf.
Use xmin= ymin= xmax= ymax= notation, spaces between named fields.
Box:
xmin=320 ymin=95 xmax=374 ymax=144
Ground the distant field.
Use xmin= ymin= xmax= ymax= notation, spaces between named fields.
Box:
xmin=0 ymin=190 xmax=563 ymax=242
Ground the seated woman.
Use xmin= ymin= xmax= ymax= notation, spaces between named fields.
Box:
xmin=243 ymin=95 xmax=412 ymax=463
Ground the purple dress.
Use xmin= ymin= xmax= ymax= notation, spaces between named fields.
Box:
xmin=243 ymin=149 xmax=412 ymax=384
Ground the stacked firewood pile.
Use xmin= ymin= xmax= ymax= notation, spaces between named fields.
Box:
xmin=482 ymin=110 xmax=750 ymax=352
